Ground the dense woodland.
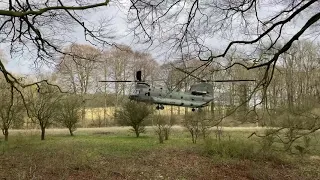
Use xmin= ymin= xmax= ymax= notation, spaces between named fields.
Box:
xmin=0 ymin=40 xmax=320 ymax=142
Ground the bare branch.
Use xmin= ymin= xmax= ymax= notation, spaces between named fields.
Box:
xmin=0 ymin=1 xmax=110 ymax=17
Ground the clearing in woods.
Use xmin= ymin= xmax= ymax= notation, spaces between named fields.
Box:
xmin=0 ymin=127 xmax=320 ymax=179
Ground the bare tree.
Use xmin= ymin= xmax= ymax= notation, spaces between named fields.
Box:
xmin=27 ymin=82 xmax=62 ymax=140
xmin=153 ymin=113 xmax=175 ymax=143
xmin=131 ymin=51 xmax=160 ymax=84
xmin=105 ymin=45 xmax=160 ymax=95
xmin=57 ymin=95 xmax=81 ymax=136
xmin=184 ymin=111 xmax=212 ymax=144
xmin=97 ymin=50 xmax=111 ymax=126
xmin=56 ymin=44 xmax=101 ymax=93
xmin=153 ymin=114 xmax=165 ymax=143
xmin=56 ymin=43 xmax=102 ymax=126
xmin=0 ymin=78 xmax=25 ymax=141
xmin=109 ymin=45 xmax=134 ymax=125
xmin=116 ymin=101 xmax=154 ymax=137
xmin=248 ymin=40 xmax=320 ymax=152
xmin=0 ymin=1 xmax=114 ymax=117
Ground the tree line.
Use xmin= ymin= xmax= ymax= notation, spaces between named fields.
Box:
xmin=0 ymin=80 xmax=81 ymax=141
xmin=1 ymin=40 xmax=320 ymax=145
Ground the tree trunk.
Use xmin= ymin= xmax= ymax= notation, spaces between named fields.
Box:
xmin=69 ymin=128 xmax=74 ymax=136
xmin=135 ymin=128 xmax=140 ymax=138
xmin=170 ymin=105 xmax=173 ymax=123
xmin=104 ymin=59 xmax=108 ymax=127
xmin=202 ymin=128 xmax=207 ymax=139
xmin=210 ymin=101 xmax=215 ymax=117
xmin=159 ymin=133 xmax=164 ymax=143
xmin=41 ymin=127 xmax=46 ymax=140
xmin=4 ymin=128 xmax=9 ymax=141
xmin=81 ymin=106 xmax=86 ymax=127
xmin=191 ymin=130 xmax=197 ymax=144
xmin=164 ymin=128 xmax=170 ymax=140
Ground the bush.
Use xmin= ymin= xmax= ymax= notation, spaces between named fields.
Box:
xmin=115 ymin=101 xmax=154 ymax=137
xmin=57 ymin=95 xmax=81 ymax=136
xmin=204 ymin=137 xmax=289 ymax=165
xmin=152 ymin=114 xmax=175 ymax=143
xmin=204 ymin=138 xmax=257 ymax=159
xmin=184 ymin=111 xmax=212 ymax=143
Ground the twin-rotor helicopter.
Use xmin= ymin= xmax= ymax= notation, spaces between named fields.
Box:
xmin=99 ymin=71 xmax=255 ymax=111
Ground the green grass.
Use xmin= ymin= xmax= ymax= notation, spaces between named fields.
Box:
xmin=0 ymin=127 xmax=320 ymax=179
xmin=2 ymin=127 xmax=319 ymax=159
xmin=0 ymin=127 xmax=194 ymax=159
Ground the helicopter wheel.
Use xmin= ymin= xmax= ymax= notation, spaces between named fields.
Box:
xmin=156 ymin=104 xmax=164 ymax=110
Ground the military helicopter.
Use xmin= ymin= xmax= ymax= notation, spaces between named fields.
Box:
xmin=99 ymin=70 xmax=255 ymax=111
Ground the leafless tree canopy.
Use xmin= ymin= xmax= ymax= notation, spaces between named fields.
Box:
xmin=0 ymin=1 xmax=112 ymax=78
xmin=0 ymin=0 xmax=114 ymax=114
xmin=128 ymin=0 xmax=320 ymax=87
xmin=1 ymin=0 xmax=319 ymax=97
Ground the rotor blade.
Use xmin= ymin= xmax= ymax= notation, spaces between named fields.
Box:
xmin=174 ymin=67 xmax=204 ymax=81
xmin=206 ymin=79 xmax=256 ymax=82
xmin=143 ymin=79 xmax=165 ymax=82
xmin=98 ymin=80 xmax=138 ymax=82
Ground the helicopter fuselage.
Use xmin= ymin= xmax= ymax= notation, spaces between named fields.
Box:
xmin=129 ymin=83 xmax=213 ymax=108
xmin=99 ymin=70 xmax=254 ymax=109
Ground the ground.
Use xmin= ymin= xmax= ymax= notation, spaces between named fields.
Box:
xmin=0 ymin=127 xmax=320 ymax=179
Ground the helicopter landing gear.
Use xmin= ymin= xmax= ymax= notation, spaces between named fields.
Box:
xmin=156 ymin=104 xmax=164 ymax=110
xmin=191 ymin=108 xmax=202 ymax=112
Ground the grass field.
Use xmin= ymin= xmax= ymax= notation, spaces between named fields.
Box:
xmin=1 ymin=126 xmax=320 ymax=179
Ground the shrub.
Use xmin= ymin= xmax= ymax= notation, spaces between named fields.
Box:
xmin=57 ymin=95 xmax=81 ymax=136
xmin=204 ymin=138 xmax=256 ymax=160
xmin=115 ymin=101 xmax=154 ymax=137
